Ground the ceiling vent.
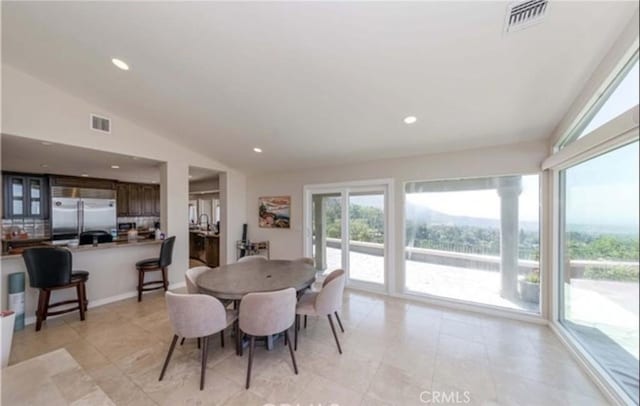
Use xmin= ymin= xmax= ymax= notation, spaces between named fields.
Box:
xmin=90 ymin=114 xmax=111 ymax=134
xmin=504 ymin=0 xmax=548 ymax=34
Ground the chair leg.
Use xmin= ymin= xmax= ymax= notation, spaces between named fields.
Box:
xmin=245 ymin=336 xmax=256 ymax=389
xmin=284 ymin=330 xmax=298 ymax=374
xmin=42 ymin=290 xmax=51 ymax=321
xmin=162 ymin=267 xmax=169 ymax=291
xmin=76 ymin=283 xmax=86 ymax=321
xmin=35 ymin=289 xmax=46 ymax=332
xmin=220 ymin=330 xmax=225 ymax=348
xmin=137 ymin=269 xmax=143 ymax=302
xmin=82 ymin=283 xmax=89 ymax=312
xmin=294 ymin=315 xmax=299 ymax=351
xmin=235 ymin=320 xmax=242 ymax=356
xmin=159 ymin=335 xmax=178 ymax=381
xmin=200 ymin=336 xmax=209 ymax=390
xmin=180 ymin=337 xmax=185 ymax=346
xmin=304 ymin=315 xmax=307 ymax=329
xmin=334 ymin=311 xmax=344 ymax=333
xmin=327 ymin=314 xmax=342 ymax=354
xmin=197 ymin=337 xmax=201 ymax=349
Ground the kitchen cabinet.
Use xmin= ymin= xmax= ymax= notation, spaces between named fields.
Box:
xmin=50 ymin=175 xmax=116 ymax=190
xmin=2 ymin=173 xmax=49 ymax=219
xmin=115 ymin=182 xmax=160 ymax=217
xmin=116 ymin=183 xmax=129 ymax=216
xmin=189 ymin=231 xmax=219 ymax=267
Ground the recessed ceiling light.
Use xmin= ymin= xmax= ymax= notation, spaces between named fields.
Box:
xmin=151 ymin=180 xmax=158 ymax=184
xmin=253 ymin=147 xmax=263 ymax=153
xmin=41 ymin=141 xmax=53 ymax=146
xmin=111 ymin=58 xmax=129 ymax=71
xmin=40 ymin=164 xmax=49 ymax=168
xmin=403 ymin=116 xmax=417 ymax=125
xmin=189 ymin=175 xmax=193 ymax=179
xmin=81 ymin=174 xmax=89 ymax=177
xmin=111 ymin=165 xmax=120 ymax=169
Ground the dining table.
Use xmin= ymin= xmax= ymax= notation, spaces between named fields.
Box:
xmin=195 ymin=259 xmax=317 ymax=353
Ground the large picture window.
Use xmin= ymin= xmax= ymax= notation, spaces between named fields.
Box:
xmin=404 ymin=174 xmax=540 ymax=313
xmin=559 ymin=141 xmax=639 ymax=403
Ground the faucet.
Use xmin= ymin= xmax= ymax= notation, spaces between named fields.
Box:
xmin=198 ymin=214 xmax=210 ymax=231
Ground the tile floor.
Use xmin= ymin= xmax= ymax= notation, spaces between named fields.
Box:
xmin=5 ymin=289 xmax=610 ymax=405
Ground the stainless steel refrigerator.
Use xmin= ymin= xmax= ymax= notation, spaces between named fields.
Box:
xmin=51 ymin=187 xmax=117 ymax=241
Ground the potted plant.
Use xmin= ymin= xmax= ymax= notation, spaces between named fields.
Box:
xmin=519 ymin=269 xmax=540 ymax=304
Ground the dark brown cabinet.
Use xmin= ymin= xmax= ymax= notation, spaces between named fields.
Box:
xmin=116 ymin=183 xmax=129 ymax=216
xmin=2 ymin=173 xmax=49 ymax=219
xmin=116 ymin=182 xmax=160 ymax=217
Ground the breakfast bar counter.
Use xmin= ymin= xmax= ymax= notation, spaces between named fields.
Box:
xmin=1 ymin=238 xmax=167 ymax=327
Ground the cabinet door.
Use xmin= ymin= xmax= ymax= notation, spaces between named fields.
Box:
xmin=116 ymin=183 xmax=129 ymax=216
xmin=128 ymin=184 xmax=142 ymax=216
xmin=7 ymin=176 xmax=26 ymax=218
xmin=153 ymin=185 xmax=161 ymax=216
xmin=26 ymin=177 xmax=46 ymax=218
xmin=141 ymin=185 xmax=155 ymax=216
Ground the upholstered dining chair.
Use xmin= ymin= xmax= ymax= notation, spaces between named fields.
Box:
xmin=237 ymin=255 xmax=268 ymax=263
xmin=295 ymin=269 xmax=346 ymax=353
xmin=180 ymin=266 xmax=228 ymax=348
xmin=159 ymin=292 xmax=238 ymax=390
xmin=239 ymin=288 xmax=298 ymax=389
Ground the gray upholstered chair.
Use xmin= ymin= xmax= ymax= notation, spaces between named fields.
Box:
xmin=295 ymin=257 xmax=315 ymax=266
xmin=239 ymin=288 xmax=298 ymax=389
xmin=180 ymin=266 xmax=228 ymax=348
xmin=237 ymin=255 xmax=268 ymax=263
xmin=295 ymin=269 xmax=346 ymax=354
xmin=159 ymin=291 xmax=238 ymax=390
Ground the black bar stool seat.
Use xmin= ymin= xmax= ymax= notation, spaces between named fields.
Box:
xmin=22 ymin=247 xmax=89 ymax=331
xmin=136 ymin=236 xmax=176 ymax=302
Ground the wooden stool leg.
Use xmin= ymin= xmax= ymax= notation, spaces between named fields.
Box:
xmin=162 ymin=267 xmax=169 ymax=291
xmin=137 ymin=269 xmax=144 ymax=302
xmin=35 ymin=289 xmax=46 ymax=332
xmin=82 ymin=283 xmax=88 ymax=311
xmin=42 ymin=290 xmax=51 ymax=321
xmin=76 ymin=283 xmax=86 ymax=321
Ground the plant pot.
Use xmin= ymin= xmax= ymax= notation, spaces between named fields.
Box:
xmin=519 ymin=280 xmax=540 ymax=304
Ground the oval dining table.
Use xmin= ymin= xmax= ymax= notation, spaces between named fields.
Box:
xmin=195 ymin=259 xmax=316 ymax=354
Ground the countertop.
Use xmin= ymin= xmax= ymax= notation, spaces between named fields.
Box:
xmin=190 ymin=230 xmax=220 ymax=238
xmin=1 ymin=238 xmax=162 ymax=259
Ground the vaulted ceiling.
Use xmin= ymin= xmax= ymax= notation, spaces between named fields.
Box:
xmin=3 ymin=2 xmax=637 ymax=173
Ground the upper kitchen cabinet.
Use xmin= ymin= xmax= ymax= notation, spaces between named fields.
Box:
xmin=116 ymin=183 xmax=129 ymax=216
xmin=115 ymin=182 xmax=160 ymax=217
xmin=2 ymin=173 xmax=49 ymax=219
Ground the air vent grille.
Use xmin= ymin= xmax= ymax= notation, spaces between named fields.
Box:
xmin=90 ymin=114 xmax=111 ymax=133
xmin=504 ymin=0 xmax=548 ymax=33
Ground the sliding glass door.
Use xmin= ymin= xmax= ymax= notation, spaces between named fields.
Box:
xmin=306 ymin=183 xmax=389 ymax=291
xmin=558 ymin=141 xmax=639 ymax=403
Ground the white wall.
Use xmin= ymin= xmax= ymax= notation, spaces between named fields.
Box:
xmin=246 ymin=139 xmax=548 ymax=293
xmin=1 ymin=65 xmax=247 ymax=282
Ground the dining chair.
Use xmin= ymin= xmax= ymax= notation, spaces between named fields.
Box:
xmin=237 ymin=255 xmax=268 ymax=263
xmin=295 ymin=269 xmax=346 ymax=354
xmin=295 ymin=257 xmax=315 ymax=266
xmin=159 ymin=291 xmax=238 ymax=390
xmin=180 ymin=266 xmax=228 ymax=348
xmin=239 ymin=287 xmax=298 ymax=389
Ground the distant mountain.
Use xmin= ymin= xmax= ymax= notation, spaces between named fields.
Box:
xmin=405 ymin=202 xmax=539 ymax=232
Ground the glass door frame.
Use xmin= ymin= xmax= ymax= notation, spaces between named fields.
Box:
xmin=303 ymin=179 xmax=395 ymax=294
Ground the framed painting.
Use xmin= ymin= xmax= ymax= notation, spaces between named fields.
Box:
xmin=259 ymin=196 xmax=291 ymax=228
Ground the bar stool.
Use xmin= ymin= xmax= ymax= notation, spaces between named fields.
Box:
xmin=22 ymin=247 xmax=89 ymax=332
xmin=136 ymin=236 xmax=176 ymax=302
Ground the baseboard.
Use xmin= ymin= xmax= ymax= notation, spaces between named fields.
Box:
xmin=24 ymin=281 xmax=187 ymax=326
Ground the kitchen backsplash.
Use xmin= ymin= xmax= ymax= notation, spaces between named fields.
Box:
xmin=117 ymin=216 xmax=160 ymax=229
xmin=2 ymin=218 xmax=50 ymax=240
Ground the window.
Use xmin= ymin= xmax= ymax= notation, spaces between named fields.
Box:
xmin=559 ymin=141 xmax=639 ymax=403
xmin=404 ymin=174 xmax=540 ymax=313
xmin=560 ymin=54 xmax=639 ymax=148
